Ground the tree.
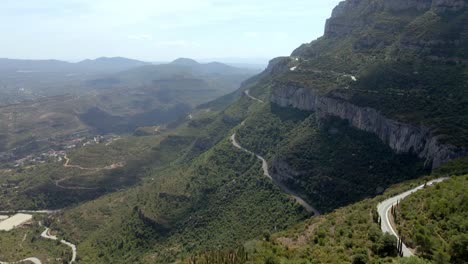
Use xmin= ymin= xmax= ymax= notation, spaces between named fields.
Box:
xmin=450 ymin=234 xmax=468 ymax=264
xmin=352 ymin=253 xmax=368 ymax=264
xmin=375 ymin=233 xmax=398 ymax=257
xmin=397 ymin=256 xmax=432 ymax=264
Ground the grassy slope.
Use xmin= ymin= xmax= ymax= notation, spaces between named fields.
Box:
xmin=0 ymin=95 xmax=89 ymax=153
xmin=222 ymin=166 xmax=467 ymax=264
xmin=0 ymin=220 xmax=70 ymax=264
xmin=44 ymin=61 xmax=435 ymax=263
xmin=182 ymin=177 xmax=433 ymax=264
xmin=236 ymin=103 xmax=427 ymax=213
xmin=396 ymin=173 xmax=468 ymax=263
xmin=50 ymin=97 xmax=308 ymax=263
xmin=0 ymin=129 xmax=195 ymax=210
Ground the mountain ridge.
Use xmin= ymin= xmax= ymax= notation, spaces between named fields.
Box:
xmin=261 ymin=0 xmax=468 ymax=168
xmin=0 ymin=57 xmax=149 ymax=73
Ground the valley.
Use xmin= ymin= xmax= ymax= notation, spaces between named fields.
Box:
xmin=1 ymin=0 xmax=467 ymax=263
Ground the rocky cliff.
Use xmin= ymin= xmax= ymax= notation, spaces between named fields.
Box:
xmin=324 ymin=0 xmax=466 ymax=38
xmin=267 ymin=0 xmax=467 ymax=169
xmin=270 ymin=82 xmax=467 ymax=169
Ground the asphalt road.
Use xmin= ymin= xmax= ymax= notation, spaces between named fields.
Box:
xmin=230 ymin=132 xmax=319 ymax=215
xmin=377 ymin=178 xmax=448 ymax=257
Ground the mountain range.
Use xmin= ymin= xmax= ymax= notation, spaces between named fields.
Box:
xmin=0 ymin=57 xmax=150 ymax=73
xmin=0 ymin=1 xmax=466 ymax=264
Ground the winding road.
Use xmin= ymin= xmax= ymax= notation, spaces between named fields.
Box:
xmin=0 ymin=211 xmax=76 ymax=264
xmin=0 ymin=257 xmax=42 ymax=264
xmin=377 ymin=178 xmax=448 ymax=257
xmin=57 ymin=155 xmax=124 ymax=190
xmin=230 ymin=133 xmax=319 ymax=215
xmin=41 ymin=228 xmax=77 ymax=263
xmin=244 ymin=90 xmax=264 ymax=103
xmin=0 ymin=210 xmax=58 ymax=215
xmin=232 ymin=90 xmax=319 ymax=215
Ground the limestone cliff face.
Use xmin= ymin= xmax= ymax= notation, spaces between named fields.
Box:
xmin=270 ymin=83 xmax=467 ymax=169
xmin=271 ymin=0 xmax=467 ymax=169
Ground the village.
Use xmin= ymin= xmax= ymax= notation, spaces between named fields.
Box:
xmin=0 ymin=134 xmax=121 ymax=169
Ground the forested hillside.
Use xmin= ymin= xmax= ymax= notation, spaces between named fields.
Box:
xmin=1 ymin=0 xmax=466 ymax=263
xmin=41 ymin=0 xmax=467 ymax=263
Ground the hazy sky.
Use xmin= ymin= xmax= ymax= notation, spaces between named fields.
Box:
xmin=0 ymin=0 xmax=341 ymax=62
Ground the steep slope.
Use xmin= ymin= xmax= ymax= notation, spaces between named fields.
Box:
xmin=3 ymin=1 xmax=465 ymax=263
xmin=396 ymin=170 xmax=468 ymax=263
xmin=46 ymin=78 xmax=427 ymax=263
xmin=266 ymin=0 xmax=468 ymax=168
xmin=50 ymin=96 xmax=310 ymax=263
xmin=207 ymin=161 xmax=467 ymax=264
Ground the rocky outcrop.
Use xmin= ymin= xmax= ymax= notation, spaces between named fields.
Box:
xmin=324 ymin=0 xmax=465 ymax=38
xmin=270 ymin=84 xmax=467 ymax=169
xmin=262 ymin=57 xmax=292 ymax=76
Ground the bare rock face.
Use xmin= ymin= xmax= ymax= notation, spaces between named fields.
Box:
xmin=263 ymin=57 xmax=292 ymax=76
xmin=324 ymin=0 xmax=465 ymax=38
xmin=383 ymin=0 xmax=432 ymax=11
xmin=270 ymin=83 xmax=467 ymax=169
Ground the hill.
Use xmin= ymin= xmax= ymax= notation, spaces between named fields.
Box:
xmin=203 ymin=162 xmax=467 ymax=264
xmin=75 ymin=57 xmax=150 ymax=72
xmin=396 ymin=169 xmax=468 ymax=263
xmin=0 ymin=58 xmax=258 ymax=161
xmin=0 ymin=1 xmax=466 ymax=263
xmin=29 ymin=0 xmax=467 ymax=263
xmin=0 ymin=57 xmax=149 ymax=73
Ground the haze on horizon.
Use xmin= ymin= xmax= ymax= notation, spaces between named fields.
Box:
xmin=0 ymin=0 xmax=341 ymax=63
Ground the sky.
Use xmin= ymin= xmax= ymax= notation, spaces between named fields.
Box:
xmin=0 ymin=0 xmax=341 ymax=63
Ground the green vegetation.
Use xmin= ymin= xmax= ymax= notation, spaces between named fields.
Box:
xmin=237 ymin=103 xmax=427 ymax=212
xmin=432 ymin=157 xmax=468 ymax=177
xmin=347 ymin=60 xmax=468 ymax=146
xmin=52 ymin=137 xmax=307 ymax=263
xmin=396 ymin=175 xmax=468 ymax=263
xmin=290 ymin=4 xmax=468 ymax=147
xmin=223 ymin=175 xmax=446 ymax=264
xmin=0 ymin=95 xmax=89 ymax=153
xmin=0 ymin=132 xmax=194 ymax=210
xmin=179 ymin=155 xmax=466 ymax=264
xmin=2 ymin=3 xmax=467 ymax=264
xmin=0 ymin=220 xmax=70 ymax=263
xmin=182 ymin=247 xmax=249 ymax=264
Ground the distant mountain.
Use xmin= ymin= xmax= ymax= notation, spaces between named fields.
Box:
xmin=86 ymin=59 xmax=260 ymax=110
xmin=225 ymin=63 xmax=266 ymax=71
xmin=0 ymin=58 xmax=72 ymax=72
xmin=174 ymin=58 xmax=267 ymax=71
xmin=0 ymin=57 xmax=150 ymax=73
xmin=168 ymin=58 xmax=259 ymax=75
xmin=170 ymin=58 xmax=200 ymax=66
xmin=76 ymin=57 xmax=150 ymax=72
